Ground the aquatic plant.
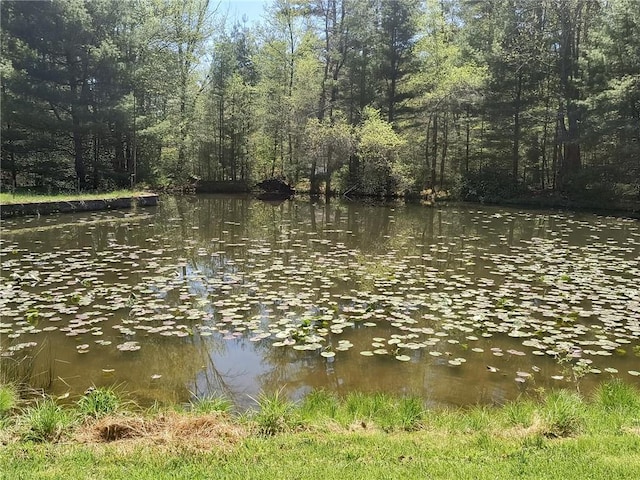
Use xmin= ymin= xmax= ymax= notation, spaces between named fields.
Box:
xmin=1 ymin=199 xmax=639 ymax=405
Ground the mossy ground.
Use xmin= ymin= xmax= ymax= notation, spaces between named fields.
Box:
xmin=0 ymin=190 xmax=148 ymax=205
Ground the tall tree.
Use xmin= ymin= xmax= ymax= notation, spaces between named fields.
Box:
xmin=377 ymin=0 xmax=421 ymax=123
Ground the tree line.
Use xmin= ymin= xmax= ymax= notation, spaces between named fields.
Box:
xmin=2 ymin=0 xmax=638 ymax=202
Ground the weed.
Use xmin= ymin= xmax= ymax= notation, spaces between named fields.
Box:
xmin=541 ymin=390 xmax=584 ymax=437
xmin=299 ymin=389 xmax=339 ymax=421
xmin=189 ymin=394 xmax=233 ymax=414
xmin=344 ymin=391 xmax=390 ymax=420
xmin=76 ymin=386 xmax=125 ymax=418
xmin=250 ymin=388 xmax=298 ymax=436
xmin=22 ymin=398 xmax=73 ymax=442
xmin=396 ymin=396 xmax=424 ymax=431
xmin=592 ymin=379 xmax=640 ymax=413
xmin=0 ymin=384 xmax=19 ymax=417
xmin=502 ymin=399 xmax=535 ymax=427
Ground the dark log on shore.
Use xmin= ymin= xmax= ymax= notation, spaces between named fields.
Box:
xmin=253 ymin=179 xmax=295 ymax=200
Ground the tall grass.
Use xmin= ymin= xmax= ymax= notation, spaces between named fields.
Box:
xmin=592 ymin=379 xmax=640 ymax=413
xmin=540 ymin=390 xmax=585 ymax=437
xmin=21 ymin=398 xmax=73 ymax=442
xmin=3 ymin=381 xmax=640 ymax=446
xmin=501 ymin=398 xmax=536 ymax=427
xmin=250 ymin=388 xmax=299 ymax=436
xmin=188 ymin=394 xmax=234 ymax=414
xmin=76 ymin=386 xmax=127 ymax=419
xmin=0 ymin=384 xmax=19 ymax=417
xmin=298 ymin=391 xmax=424 ymax=431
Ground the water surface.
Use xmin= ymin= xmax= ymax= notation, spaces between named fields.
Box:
xmin=1 ymin=196 xmax=639 ymax=407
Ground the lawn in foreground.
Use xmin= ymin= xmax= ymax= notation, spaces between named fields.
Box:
xmin=1 ymin=382 xmax=639 ymax=479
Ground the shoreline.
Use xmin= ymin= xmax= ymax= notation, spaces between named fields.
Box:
xmin=1 ymin=190 xmax=638 ymax=221
xmin=0 ymin=193 xmax=159 ymax=219
xmin=1 ymin=382 xmax=639 ymax=479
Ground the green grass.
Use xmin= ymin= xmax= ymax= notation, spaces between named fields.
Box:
xmin=21 ymin=398 xmax=74 ymax=442
xmin=1 ymin=381 xmax=640 ymax=479
xmin=249 ymin=388 xmax=300 ymax=436
xmin=0 ymin=189 xmax=148 ymax=205
xmin=0 ymin=383 xmax=18 ymax=417
xmin=76 ymin=386 xmax=129 ymax=419
xmin=540 ymin=390 xmax=585 ymax=438
xmin=187 ymin=394 xmax=234 ymax=414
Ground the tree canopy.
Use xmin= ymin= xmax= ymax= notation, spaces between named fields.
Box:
xmin=2 ymin=0 xmax=638 ymax=203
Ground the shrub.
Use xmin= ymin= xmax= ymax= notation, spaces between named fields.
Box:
xmin=457 ymin=167 xmax=526 ymax=203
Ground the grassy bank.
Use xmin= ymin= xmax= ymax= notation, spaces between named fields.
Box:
xmin=0 ymin=190 xmax=148 ymax=205
xmin=1 ymin=382 xmax=639 ymax=479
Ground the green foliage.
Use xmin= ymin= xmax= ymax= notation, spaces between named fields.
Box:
xmin=299 ymin=390 xmax=340 ymax=421
xmin=189 ymin=394 xmax=233 ymax=414
xmin=356 ymin=108 xmax=406 ymax=196
xmin=501 ymin=399 xmax=536 ymax=427
xmin=1 ymin=385 xmax=640 ymax=478
xmin=560 ymin=167 xmax=623 ymax=204
xmin=457 ymin=167 xmax=526 ymax=202
xmin=592 ymin=380 xmax=640 ymax=413
xmin=250 ymin=389 xmax=299 ymax=436
xmin=22 ymin=398 xmax=73 ymax=442
xmin=396 ymin=396 xmax=425 ymax=431
xmin=2 ymin=0 xmax=639 ymax=204
xmin=541 ymin=390 xmax=585 ymax=438
xmin=342 ymin=392 xmax=424 ymax=431
xmin=0 ymin=384 xmax=19 ymax=417
xmin=76 ymin=387 xmax=123 ymax=419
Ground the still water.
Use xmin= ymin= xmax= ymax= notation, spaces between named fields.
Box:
xmin=1 ymin=195 xmax=639 ymax=408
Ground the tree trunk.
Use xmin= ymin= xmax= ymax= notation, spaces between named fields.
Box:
xmin=439 ymin=115 xmax=448 ymax=189
xmin=73 ymin=116 xmax=86 ymax=191
xmin=465 ymin=105 xmax=470 ymax=173
xmin=512 ymin=73 xmax=522 ymax=181
xmin=431 ymin=113 xmax=438 ymax=188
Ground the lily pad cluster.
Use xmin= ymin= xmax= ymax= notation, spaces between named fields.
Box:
xmin=1 ymin=204 xmax=639 ymax=397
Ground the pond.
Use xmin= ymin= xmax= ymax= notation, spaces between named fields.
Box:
xmin=1 ymin=195 xmax=639 ymax=408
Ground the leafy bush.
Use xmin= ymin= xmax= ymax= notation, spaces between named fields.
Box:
xmin=560 ymin=166 xmax=625 ymax=205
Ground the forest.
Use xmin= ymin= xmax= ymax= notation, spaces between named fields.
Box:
xmin=1 ymin=0 xmax=639 ymax=204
